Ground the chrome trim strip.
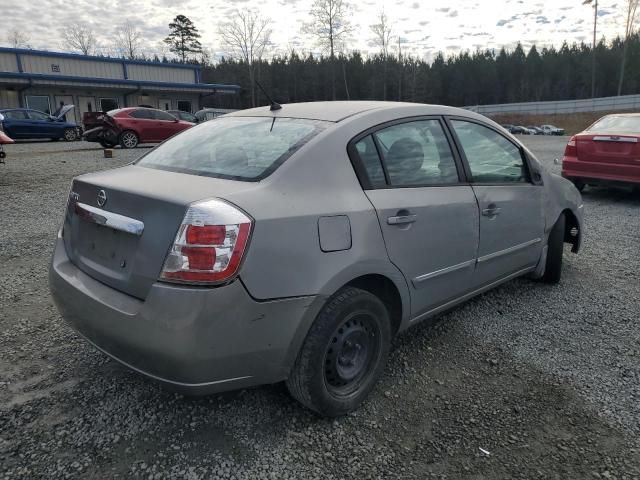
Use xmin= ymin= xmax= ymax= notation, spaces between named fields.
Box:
xmin=410 ymin=266 xmax=535 ymax=324
xmin=593 ymin=135 xmax=638 ymax=143
xmin=412 ymin=259 xmax=475 ymax=286
xmin=477 ymin=238 xmax=541 ymax=264
xmin=75 ymin=202 xmax=144 ymax=236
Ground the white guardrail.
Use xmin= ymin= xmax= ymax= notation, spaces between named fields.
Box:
xmin=464 ymin=94 xmax=640 ymax=115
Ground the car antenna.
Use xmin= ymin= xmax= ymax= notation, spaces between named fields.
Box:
xmin=255 ymin=80 xmax=282 ymax=111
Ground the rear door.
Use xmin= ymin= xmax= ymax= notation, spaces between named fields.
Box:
xmin=1 ymin=110 xmax=31 ymax=137
xmin=350 ymin=117 xmax=480 ymax=318
xmin=448 ymin=118 xmax=544 ymax=286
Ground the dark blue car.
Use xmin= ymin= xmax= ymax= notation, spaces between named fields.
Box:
xmin=0 ymin=106 xmax=79 ymax=141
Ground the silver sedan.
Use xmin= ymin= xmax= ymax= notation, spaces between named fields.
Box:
xmin=49 ymin=101 xmax=583 ymax=416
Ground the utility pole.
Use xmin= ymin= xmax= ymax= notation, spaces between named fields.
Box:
xmin=398 ymin=36 xmax=402 ymax=100
xmin=584 ymin=0 xmax=598 ymax=98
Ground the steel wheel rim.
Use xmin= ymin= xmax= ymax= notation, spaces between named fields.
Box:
xmin=323 ymin=312 xmax=380 ymax=397
xmin=122 ymin=133 xmax=137 ymax=148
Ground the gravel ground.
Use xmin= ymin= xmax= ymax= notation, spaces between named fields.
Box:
xmin=1 ymin=137 xmax=639 ymax=479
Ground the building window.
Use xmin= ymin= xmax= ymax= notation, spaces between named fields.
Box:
xmin=25 ymin=95 xmax=51 ymax=114
xmin=100 ymin=98 xmax=119 ymax=112
xmin=177 ymin=100 xmax=192 ymax=113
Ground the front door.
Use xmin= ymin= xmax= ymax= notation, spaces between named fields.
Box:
xmin=449 ymin=119 xmax=544 ymax=286
xmin=159 ymin=99 xmax=172 ymax=111
xmin=352 ymin=118 xmax=480 ymax=318
xmin=26 ymin=109 xmax=59 ymax=138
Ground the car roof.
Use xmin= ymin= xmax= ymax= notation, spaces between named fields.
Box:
xmin=225 ymin=101 xmax=483 ymax=123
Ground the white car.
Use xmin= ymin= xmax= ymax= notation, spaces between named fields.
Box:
xmin=541 ymin=125 xmax=565 ymax=136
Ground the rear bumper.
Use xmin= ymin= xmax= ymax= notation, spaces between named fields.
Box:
xmin=49 ymin=236 xmax=318 ymax=394
xmin=562 ymin=156 xmax=640 ymax=186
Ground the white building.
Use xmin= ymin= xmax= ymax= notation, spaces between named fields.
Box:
xmin=0 ymin=47 xmax=239 ymax=123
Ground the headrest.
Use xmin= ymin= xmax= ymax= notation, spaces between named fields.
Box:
xmin=386 ymin=138 xmax=424 ymax=178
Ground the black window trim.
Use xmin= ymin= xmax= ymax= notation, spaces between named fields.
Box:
xmin=443 ymin=115 xmax=544 ymax=187
xmin=347 ymin=115 xmax=470 ymax=190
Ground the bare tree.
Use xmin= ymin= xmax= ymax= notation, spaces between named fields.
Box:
xmin=303 ymin=0 xmax=353 ymax=100
xmin=219 ymin=9 xmax=272 ymax=107
xmin=617 ymin=0 xmax=640 ymax=95
xmin=370 ymin=8 xmax=392 ymax=99
xmin=6 ymin=29 xmax=31 ymax=49
xmin=114 ymin=20 xmax=142 ymax=59
xmin=62 ymin=23 xmax=98 ymax=55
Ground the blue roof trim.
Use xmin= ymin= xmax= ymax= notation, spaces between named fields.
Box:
xmin=0 ymin=47 xmax=202 ymax=71
xmin=0 ymin=71 xmax=240 ymax=92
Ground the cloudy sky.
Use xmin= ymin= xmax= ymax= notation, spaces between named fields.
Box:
xmin=1 ymin=0 xmax=626 ymax=61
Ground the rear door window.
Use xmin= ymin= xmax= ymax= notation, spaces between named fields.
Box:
xmin=374 ymin=120 xmax=459 ymax=186
xmin=3 ymin=111 xmax=28 ymax=120
xmin=137 ymin=116 xmax=329 ymax=181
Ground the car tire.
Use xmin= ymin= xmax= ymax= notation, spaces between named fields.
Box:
xmin=541 ymin=213 xmax=565 ymax=284
xmin=99 ymin=140 xmax=116 ymax=149
xmin=63 ymin=128 xmax=78 ymax=142
xmin=286 ymin=286 xmax=391 ymax=417
xmin=119 ymin=130 xmax=139 ymax=149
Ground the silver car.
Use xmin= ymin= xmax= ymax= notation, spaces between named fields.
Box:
xmin=49 ymin=102 xmax=583 ymax=417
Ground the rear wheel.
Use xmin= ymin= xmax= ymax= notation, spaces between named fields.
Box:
xmin=119 ymin=130 xmax=139 ymax=149
xmin=63 ymin=128 xmax=78 ymax=141
xmin=541 ymin=213 xmax=565 ymax=284
xmin=286 ymin=287 xmax=391 ymax=417
xmin=99 ymin=140 xmax=116 ymax=148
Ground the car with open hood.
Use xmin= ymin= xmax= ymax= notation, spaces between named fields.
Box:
xmin=0 ymin=105 xmax=79 ymax=141
xmin=50 ymin=101 xmax=584 ymax=416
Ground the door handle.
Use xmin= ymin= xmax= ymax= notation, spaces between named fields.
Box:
xmin=387 ymin=214 xmax=417 ymax=225
xmin=481 ymin=205 xmax=501 ymax=217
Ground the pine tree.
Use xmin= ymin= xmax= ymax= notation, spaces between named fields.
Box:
xmin=164 ymin=15 xmax=203 ymax=63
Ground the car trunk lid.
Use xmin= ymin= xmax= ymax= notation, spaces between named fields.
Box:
xmin=576 ymin=133 xmax=640 ymax=166
xmin=63 ymin=165 xmax=257 ymax=299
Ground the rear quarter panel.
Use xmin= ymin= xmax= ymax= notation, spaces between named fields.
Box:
xmin=221 ymin=111 xmax=415 ymax=324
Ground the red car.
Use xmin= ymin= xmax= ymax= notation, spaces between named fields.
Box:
xmin=83 ymin=107 xmax=193 ymax=149
xmin=562 ymin=113 xmax=640 ymax=192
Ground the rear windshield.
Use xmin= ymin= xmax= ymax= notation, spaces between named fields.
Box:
xmin=136 ymin=116 xmax=329 ymax=181
xmin=588 ymin=116 xmax=640 ymax=133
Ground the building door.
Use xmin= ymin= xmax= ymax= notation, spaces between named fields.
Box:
xmin=78 ymin=96 xmax=96 ymax=120
xmin=54 ymin=95 xmax=76 ymax=123
xmin=159 ymin=98 xmax=172 ymax=110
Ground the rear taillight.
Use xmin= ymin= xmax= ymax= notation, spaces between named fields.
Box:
xmin=160 ymin=198 xmax=252 ymax=285
xmin=564 ymin=136 xmax=577 ymax=157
